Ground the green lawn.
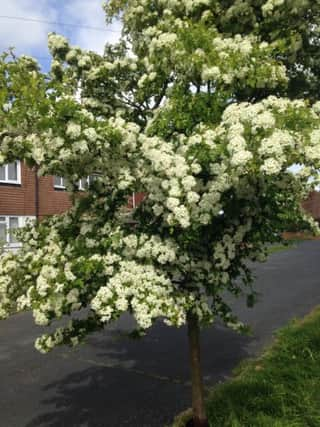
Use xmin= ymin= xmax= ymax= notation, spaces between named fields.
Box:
xmin=267 ymin=241 xmax=298 ymax=255
xmin=173 ymin=307 xmax=320 ymax=427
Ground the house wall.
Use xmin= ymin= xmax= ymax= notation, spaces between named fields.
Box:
xmin=0 ymin=162 xmax=36 ymax=216
xmin=0 ymin=162 xmax=72 ymax=219
xmin=128 ymin=192 xmax=146 ymax=209
xmin=302 ymin=191 xmax=320 ymax=222
xmin=2 ymin=163 xmax=319 ymax=226
xmin=38 ymin=175 xmax=72 ymax=219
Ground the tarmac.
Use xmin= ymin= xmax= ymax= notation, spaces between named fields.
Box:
xmin=1 ymin=240 xmax=320 ymax=427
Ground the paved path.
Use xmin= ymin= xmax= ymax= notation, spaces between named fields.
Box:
xmin=1 ymin=241 xmax=320 ymax=427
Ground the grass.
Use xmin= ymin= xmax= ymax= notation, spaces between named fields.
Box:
xmin=267 ymin=242 xmax=296 ymax=255
xmin=173 ymin=307 xmax=320 ymax=427
xmin=265 ymin=240 xmax=299 ymax=256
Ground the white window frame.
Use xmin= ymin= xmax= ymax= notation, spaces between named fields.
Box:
xmin=0 ymin=161 xmax=21 ymax=185
xmin=54 ymin=175 xmax=97 ymax=191
xmin=78 ymin=176 xmax=91 ymax=191
xmin=0 ymin=216 xmax=21 ymax=246
xmin=53 ymin=176 xmax=67 ymax=189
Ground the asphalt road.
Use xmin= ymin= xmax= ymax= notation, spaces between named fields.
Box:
xmin=1 ymin=241 xmax=320 ymax=427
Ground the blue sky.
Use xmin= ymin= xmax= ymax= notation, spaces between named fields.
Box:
xmin=0 ymin=0 xmax=121 ymax=70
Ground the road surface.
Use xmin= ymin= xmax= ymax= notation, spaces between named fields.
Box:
xmin=1 ymin=241 xmax=320 ymax=427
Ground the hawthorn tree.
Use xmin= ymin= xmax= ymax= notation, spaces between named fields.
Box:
xmin=1 ymin=1 xmax=320 ymax=426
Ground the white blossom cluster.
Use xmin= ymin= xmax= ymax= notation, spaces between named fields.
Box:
xmin=137 ymin=24 xmax=288 ymax=92
xmin=48 ymin=33 xmax=69 ymax=54
xmin=1 ymin=93 xmax=320 ymax=352
xmin=262 ymin=0 xmax=285 ymax=16
xmin=106 ymin=0 xmax=288 ymax=97
xmin=91 ymin=261 xmax=212 ymax=329
xmin=34 ymin=319 xmax=86 ymax=353
xmin=200 ymin=35 xmax=287 ymax=88
xmin=1 ymin=2 xmax=320 ymax=354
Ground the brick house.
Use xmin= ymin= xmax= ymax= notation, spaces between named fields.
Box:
xmin=302 ymin=191 xmax=320 ymax=223
xmin=0 ymin=160 xmax=142 ymax=250
xmin=1 ymin=160 xmax=319 ymax=250
xmin=0 ymin=160 xmax=72 ymax=250
xmin=0 ymin=161 xmax=144 ymax=250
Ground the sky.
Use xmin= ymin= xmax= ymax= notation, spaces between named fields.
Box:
xmin=0 ymin=0 xmax=121 ymax=70
xmin=0 ymin=1 xmax=313 ymax=181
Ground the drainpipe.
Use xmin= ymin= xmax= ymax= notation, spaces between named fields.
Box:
xmin=35 ymin=166 xmax=40 ymax=222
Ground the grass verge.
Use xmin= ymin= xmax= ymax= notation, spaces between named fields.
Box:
xmin=173 ymin=306 xmax=320 ymax=427
xmin=267 ymin=239 xmax=303 ymax=255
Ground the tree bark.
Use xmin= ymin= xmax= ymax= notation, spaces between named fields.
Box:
xmin=187 ymin=312 xmax=209 ymax=427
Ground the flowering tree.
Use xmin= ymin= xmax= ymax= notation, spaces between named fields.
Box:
xmin=1 ymin=1 xmax=320 ymax=426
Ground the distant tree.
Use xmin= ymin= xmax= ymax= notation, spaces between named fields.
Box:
xmin=1 ymin=2 xmax=320 ymax=425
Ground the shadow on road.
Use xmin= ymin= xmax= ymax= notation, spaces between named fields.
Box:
xmin=24 ymin=323 xmax=252 ymax=427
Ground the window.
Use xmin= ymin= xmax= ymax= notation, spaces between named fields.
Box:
xmin=79 ymin=175 xmax=98 ymax=190
xmin=78 ymin=176 xmax=91 ymax=190
xmin=54 ymin=175 xmax=96 ymax=191
xmin=0 ymin=219 xmax=6 ymax=243
xmin=54 ymin=176 xmax=68 ymax=189
xmin=0 ymin=161 xmax=21 ymax=184
xmin=0 ymin=216 xmax=20 ymax=245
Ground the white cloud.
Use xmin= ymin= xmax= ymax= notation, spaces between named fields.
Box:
xmin=0 ymin=0 xmax=121 ymax=63
xmin=0 ymin=0 xmax=57 ymax=54
xmin=62 ymin=0 xmax=121 ymax=53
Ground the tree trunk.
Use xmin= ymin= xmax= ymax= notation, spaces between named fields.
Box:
xmin=187 ymin=312 xmax=209 ymax=427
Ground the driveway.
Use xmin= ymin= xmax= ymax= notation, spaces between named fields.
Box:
xmin=1 ymin=241 xmax=320 ymax=427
